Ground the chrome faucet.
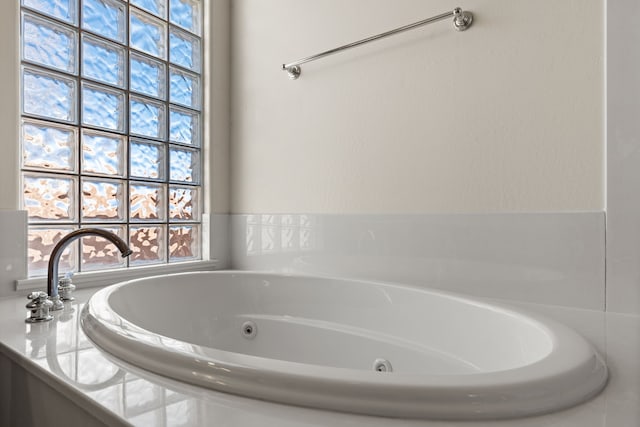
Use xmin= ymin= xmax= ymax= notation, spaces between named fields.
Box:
xmin=47 ymin=228 xmax=132 ymax=311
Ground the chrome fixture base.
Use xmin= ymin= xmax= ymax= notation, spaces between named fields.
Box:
xmin=58 ymin=276 xmax=76 ymax=301
xmin=25 ymin=315 xmax=53 ymax=324
xmin=26 ymin=292 xmax=54 ymax=323
xmin=284 ymin=65 xmax=301 ymax=80
xmin=453 ymin=8 xmax=473 ymax=31
xmin=49 ymin=294 xmax=64 ymax=311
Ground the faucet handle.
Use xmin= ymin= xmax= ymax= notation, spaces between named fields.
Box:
xmin=58 ymin=273 xmax=76 ymax=301
xmin=27 ymin=291 xmax=49 ymax=303
xmin=26 ymin=292 xmax=54 ymax=323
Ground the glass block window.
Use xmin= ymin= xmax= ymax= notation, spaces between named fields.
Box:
xmin=20 ymin=0 xmax=203 ymax=277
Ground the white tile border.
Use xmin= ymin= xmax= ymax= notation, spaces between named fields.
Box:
xmin=231 ymin=212 xmax=605 ymax=310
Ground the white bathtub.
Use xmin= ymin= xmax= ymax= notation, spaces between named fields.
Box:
xmin=80 ymin=271 xmax=607 ymax=420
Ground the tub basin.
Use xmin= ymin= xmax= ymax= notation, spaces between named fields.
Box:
xmin=80 ymin=271 xmax=607 ymax=419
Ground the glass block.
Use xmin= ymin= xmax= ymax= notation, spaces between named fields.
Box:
xmin=169 ymin=186 xmax=198 ymax=220
xmin=52 ymin=351 xmax=75 ymax=379
xmin=22 ymin=66 xmax=76 ymax=123
xmin=22 ymin=119 xmax=77 ymax=172
xmin=169 ymin=225 xmax=199 ymax=261
xmin=130 ymin=226 xmax=166 ymax=265
xmin=130 ymin=96 xmax=166 ymax=139
xmin=300 ymin=214 xmax=314 ymax=228
xmin=130 ymin=139 xmax=165 ymax=180
xmin=82 ymin=178 xmax=125 ymax=222
xmin=165 ymin=401 xmax=198 ymax=425
xmin=169 ymin=28 xmax=200 ymax=71
xmin=131 ymin=0 xmax=166 ymax=19
xmin=169 ymin=147 xmax=199 ymax=183
xmin=282 ymin=226 xmax=297 ymax=251
xmin=82 ymin=0 xmax=126 ymax=43
xmin=22 ymin=12 xmax=77 ymax=74
xmin=82 ymin=130 xmax=126 ymax=176
xmin=82 ymin=34 xmax=126 ymax=87
xmin=169 ymin=108 xmax=199 ymax=145
xmin=261 ymin=215 xmax=277 ymax=226
xmin=169 ymin=68 xmax=199 ymax=109
xmin=126 ymin=405 xmax=164 ymax=425
xmin=130 ymin=182 xmax=166 ymax=221
xmin=82 ymin=83 xmax=125 ymax=132
xmin=81 ymin=225 xmax=127 ymax=271
xmin=300 ymin=227 xmax=315 ymax=251
xmin=170 ymin=0 xmax=200 ymax=35
xmin=124 ymin=379 xmax=164 ymax=414
xmin=53 ymin=313 xmax=78 ymax=352
xmin=261 ymin=225 xmax=277 ymax=253
xmin=76 ymin=348 xmax=122 ymax=383
xmin=22 ymin=0 xmax=77 ymax=24
xmin=85 ymin=384 xmax=125 ymax=414
xmin=130 ymin=53 xmax=166 ymax=99
xmin=245 ymin=224 xmax=257 ymax=255
xmin=281 ymin=214 xmax=296 ymax=226
xmin=130 ymin=9 xmax=167 ymax=59
xmin=28 ymin=226 xmax=77 ymax=278
xmin=23 ymin=174 xmax=77 ymax=222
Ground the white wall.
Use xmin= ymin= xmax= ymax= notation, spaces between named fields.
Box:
xmin=0 ymin=1 xmax=19 ymax=210
xmin=0 ymin=1 xmax=25 ymax=298
xmin=231 ymin=0 xmax=604 ymax=214
xmin=207 ymin=0 xmax=231 ymax=215
xmin=606 ymin=0 xmax=640 ymax=314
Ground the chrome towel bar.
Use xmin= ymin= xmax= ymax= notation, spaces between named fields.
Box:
xmin=282 ymin=7 xmax=473 ymax=80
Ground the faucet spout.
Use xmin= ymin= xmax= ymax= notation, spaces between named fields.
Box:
xmin=47 ymin=228 xmax=132 ymax=310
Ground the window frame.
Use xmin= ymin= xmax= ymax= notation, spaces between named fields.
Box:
xmin=18 ymin=0 xmax=209 ymax=280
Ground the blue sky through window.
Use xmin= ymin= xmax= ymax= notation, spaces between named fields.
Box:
xmin=20 ymin=0 xmax=203 ymax=276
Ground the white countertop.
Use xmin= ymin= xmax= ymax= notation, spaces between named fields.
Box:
xmin=1 ymin=287 xmax=639 ymax=427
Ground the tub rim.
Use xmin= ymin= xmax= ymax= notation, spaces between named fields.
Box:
xmin=80 ymin=270 xmax=608 ymax=420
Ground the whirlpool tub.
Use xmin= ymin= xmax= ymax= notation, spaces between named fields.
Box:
xmin=80 ymin=271 xmax=607 ymax=420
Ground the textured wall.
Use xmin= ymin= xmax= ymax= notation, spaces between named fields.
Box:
xmin=231 ymin=0 xmax=604 ymax=213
